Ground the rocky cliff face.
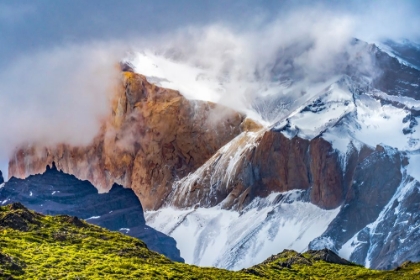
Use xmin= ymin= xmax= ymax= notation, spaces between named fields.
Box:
xmin=167 ymin=130 xmax=379 ymax=212
xmin=0 ymin=164 xmax=183 ymax=262
xmin=9 ymin=71 xmax=245 ymax=210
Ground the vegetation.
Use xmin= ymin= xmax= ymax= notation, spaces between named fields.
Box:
xmin=1 ymin=203 xmax=420 ymax=279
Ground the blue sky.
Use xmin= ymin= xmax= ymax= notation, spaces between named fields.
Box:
xmin=2 ymin=0 xmax=419 ymax=64
xmin=0 ymin=0 xmax=419 ymax=178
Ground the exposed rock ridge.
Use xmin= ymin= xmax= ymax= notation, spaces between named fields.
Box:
xmin=167 ymin=128 xmax=391 ymax=211
xmin=9 ymin=71 xmax=245 ymax=210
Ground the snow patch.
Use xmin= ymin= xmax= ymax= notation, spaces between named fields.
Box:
xmin=146 ymin=192 xmax=340 ymax=270
xmin=85 ymin=216 xmax=101 ymax=220
xmin=339 ymin=234 xmax=367 ymax=261
xmin=407 ymin=154 xmax=420 ymax=182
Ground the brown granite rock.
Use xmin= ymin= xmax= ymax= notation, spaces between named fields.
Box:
xmin=9 ymin=71 xmax=245 ymax=210
xmin=168 ymin=129 xmax=355 ymax=210
xmin=167 ymin=128 xmax=383 ymax=211
xmin=309 ymin=137 xmax=344 ymax=209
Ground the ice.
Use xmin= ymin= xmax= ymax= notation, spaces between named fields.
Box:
xmin=85 ymin=216 xmax=101 ymax=220
xmin=353 ymin=101 xmax=420 ymax=151
xmin=0 ymin=183 xmax=4 ymax=189
xmin=406 ymin=154 xmax=420 ymax=182
xmin=29 ymin=191 xmax=32 ymax=196
xmin=145 ymin=192 xmax=339 ymax=270
xmin=283 ymin=79 xmax=355 ymax=140
xmin=119 ymin=228 xmax=130 ymax=233
xmin=370 ymin=91 xmax=420 ymax=110
xmin=339 ymin=234 xmax=366 ymax=260
xmin=338 ymin=174 xmax=418 ymax=268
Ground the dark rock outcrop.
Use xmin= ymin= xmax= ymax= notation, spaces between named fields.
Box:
xmin=310 ymin=146 xmax=403 ymax=249
xmin=0 ymin=252 xmax=25 ymax=276
xmin=0 ymin=202 xmax=41 ymax=231
xmin=372 ymin=44 xmax=420 ymax=99
xmin=306 ymin=249 xmax=354 ymax=266
xmin=0 ymin=165 xmax=183 ymax=262
xmin=0 ymin=170 xmax=3 ymax=184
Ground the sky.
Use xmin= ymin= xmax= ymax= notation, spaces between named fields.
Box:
xmin=0 ymin=0 xmax=419 ymax=178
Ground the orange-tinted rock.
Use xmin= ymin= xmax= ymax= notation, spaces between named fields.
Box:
xmin=167 ymin=129 xmax=379 ymax=211
xmin=9 ymin=72 xmax=245 ymax=210
xmin=168 ymin=130 xmax=343 ymax=210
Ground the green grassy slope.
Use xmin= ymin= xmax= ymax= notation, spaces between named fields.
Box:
xmin=1 ymin=203 xmax=419 ymax=279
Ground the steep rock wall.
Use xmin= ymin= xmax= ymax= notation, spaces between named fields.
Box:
xmin=9 ymin=71 xmax=245 ymax=210
xmin=167 ymin=129 xmax=379 ymax=211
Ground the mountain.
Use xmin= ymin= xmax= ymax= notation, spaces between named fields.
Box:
xmin=8 ymin=71 xmax=246 ymax=211
xmin=3 ymin=203 xmax=420 ymax=279
xmin=7 ymin=39 xmax=420 ymax=270
xmin=0 ymin=164 xmax=183 ymax=262
xmin=379 ymin=39 xmax=420 ymax=70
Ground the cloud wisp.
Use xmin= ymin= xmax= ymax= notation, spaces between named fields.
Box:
xmin=0 ymin=42 xmax=124 ymax=165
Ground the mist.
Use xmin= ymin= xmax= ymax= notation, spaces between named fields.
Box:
xmin=126 ymin=8 xmax=358 ymax=123
xmin=0 ymin=42 xmax=124 ymax=177
xmin=0 ymin=1 xmax=418 ymax=178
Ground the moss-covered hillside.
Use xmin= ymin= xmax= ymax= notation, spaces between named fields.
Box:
xmin=1 ymin=203 xmax=420 ymax=279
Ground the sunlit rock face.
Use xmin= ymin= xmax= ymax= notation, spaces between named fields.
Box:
xmin=9 ymin=71 xmax=245 ymax=210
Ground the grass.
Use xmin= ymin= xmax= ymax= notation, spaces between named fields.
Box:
xmin=1 ymin=203 xmax=420 ymax=279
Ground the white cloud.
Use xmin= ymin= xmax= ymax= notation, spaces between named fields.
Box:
xmin=0 ymin=42 xmax=124 ymax=162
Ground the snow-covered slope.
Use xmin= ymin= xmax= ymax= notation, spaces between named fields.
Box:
xmin=146 ymin=191 xmax=339 ymax=270
xmin=125 ymin=39 xmax=420 ymax=270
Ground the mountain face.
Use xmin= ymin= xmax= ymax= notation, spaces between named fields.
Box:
xmin=7 ymin=39 xmax=420 ymax=270
xmin=0 ymin=165 xmax=183 ymax=262
xmin=9 ymin=72 xmax=245 ymax=210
